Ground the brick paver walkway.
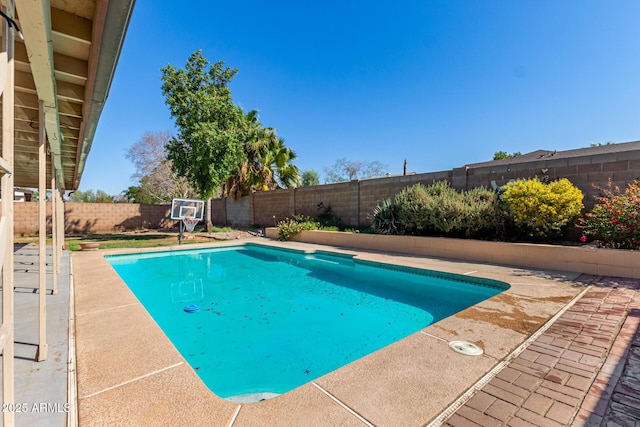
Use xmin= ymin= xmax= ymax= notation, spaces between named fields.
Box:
xmin=442 ymin=275 xmax=640 ymax=427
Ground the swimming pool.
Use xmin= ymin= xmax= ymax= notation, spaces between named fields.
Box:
xmin=107 ymin=244 xmax=508 ymax=401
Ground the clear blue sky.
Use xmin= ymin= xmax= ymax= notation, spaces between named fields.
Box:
xmin=81 ymin=1 xmax=640 ymax=195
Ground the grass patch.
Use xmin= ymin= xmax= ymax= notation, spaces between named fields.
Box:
xmin=17 ymin=229 xmax=241 ymax=251
xmin=69 ymin=237 xmax=214 ymax=251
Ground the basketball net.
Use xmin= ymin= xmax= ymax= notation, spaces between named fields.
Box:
xmin=182 ymin=217 xmax=199 ymax=233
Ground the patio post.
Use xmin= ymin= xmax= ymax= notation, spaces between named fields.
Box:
xmin=37 ymin=100 xmax=48 ymax=361
xmin=51 ymin=159 xmax=58 ymax=294
xmin=1 ymin=1 xmax=16 ymax=423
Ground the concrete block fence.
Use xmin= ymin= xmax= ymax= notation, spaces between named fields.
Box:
xmin=14 ymin=202 xmax=176 ymax=235
xmin=214 ymin=141 xmax=640 ymax=228
xmin=13 ymin=141 xmax=640 ymax=233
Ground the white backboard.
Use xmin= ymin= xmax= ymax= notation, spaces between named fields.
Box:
xmin=170 ymin=198 xmax=205 ymax=220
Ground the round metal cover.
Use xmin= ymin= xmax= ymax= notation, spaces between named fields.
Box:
xmin=448 ymin=340 xmax=483 ymax=356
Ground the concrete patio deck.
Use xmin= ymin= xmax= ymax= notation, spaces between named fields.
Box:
xmin=69 ymin=238 xmax=640 ymax=426
xmin=4 ymin=239 xmax=639 ymax=426
xmin=0 ymin=244 xmax=72 ymax=427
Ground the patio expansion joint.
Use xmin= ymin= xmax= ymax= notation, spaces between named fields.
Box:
xmin=79 ymin=362 xmax=184 ymax=400
xmin=227 ymin=404 xmax=242 ymax=427
xmin=426 ymin=285 xmax=592 ymax=427
xmin=67 ymin=256 xmax=78 ymax=427
xmin=76 ymin=302 xmax=140 ymax=317
xmin=419 ymin=331 xmax=448 ymax=343
xmin=311 ymin=382 xmax=375 ymax=427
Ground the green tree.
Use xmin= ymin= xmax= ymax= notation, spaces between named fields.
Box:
xmin=69 ymin=189 xmax=114 ymax=203
xmin=324 ymin=158 xmax=387 ymax=183
xmin=223 ymin=110 xmax=299 ymax=200
xmin=161 ymin=50 xmax=246 ymax=199
xmin=122 ymin=184 xmax=155 ymax=204
xmin=301 ymin=170 xmax=320 ymax=186
xmin=258 ymin=136 xmax=300 ymax=190
xmin=493 ymin=151 xmax=522 ymax=160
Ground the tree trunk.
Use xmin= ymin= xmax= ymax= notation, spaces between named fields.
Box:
xmin=205 ymin=197 xmax=213 ymax=232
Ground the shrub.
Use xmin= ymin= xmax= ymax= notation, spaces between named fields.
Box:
xmin=370 ymin=182 xmax=502 ymax=238
xmin=460 ymin=186 xmax=504 ymax=238
xmin=579 ymin=180 xmax=640 ymax=249
xmin=314 ymin=205 xmax=345 ymax=229
xmin=501 ymin=178 xmax=584 ymax=239
xmin=370 ymin=198 xmax=399 ymax=235
xmin=277 ymin=215 xmax=319 ymax=241
xmin=394 ymin=183 xmax=432 ymax=233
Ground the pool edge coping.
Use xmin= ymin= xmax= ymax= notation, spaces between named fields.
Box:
xmin=72 ymin=238 xmax=585 ymax=426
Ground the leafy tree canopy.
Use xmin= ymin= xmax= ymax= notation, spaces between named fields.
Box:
xmin=222 ymin=110 xmax=300 ymax=199
xmin=301 ymin=169 xmax=320 ymax=186
xmin=161 ymin=50 xmax=246 ymax=199
xmin=324 ymin=158 xmax=388 ymax=183
xmin=493 ymin=151 xmax=522 ymax=160
xmin=68 ymin=189 xmax=115 ymax=203
xmin=122 ymin=185 xmax=155 ymax=204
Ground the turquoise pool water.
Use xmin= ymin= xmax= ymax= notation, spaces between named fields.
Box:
xmin=107 ymin=244 xmax=508 ymax=401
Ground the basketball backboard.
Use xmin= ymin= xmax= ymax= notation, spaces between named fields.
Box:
xmin=170 ymin=198 xmax=205 ymax=220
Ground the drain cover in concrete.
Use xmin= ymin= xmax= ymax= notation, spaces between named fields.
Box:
xmin=448 ymin=340 xmax=483 ymax=356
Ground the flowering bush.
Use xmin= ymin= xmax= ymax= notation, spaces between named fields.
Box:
xmin=501 ymin=178 xmax=584 ymax=239
xmin=579 ymin=180 xmax=640 ymax=249
xmin=277 ymin=215 xmax=319 ymax=241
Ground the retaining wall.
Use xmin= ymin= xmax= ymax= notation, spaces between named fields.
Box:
xmin=264 ymin=228 xmax=640 ymax=279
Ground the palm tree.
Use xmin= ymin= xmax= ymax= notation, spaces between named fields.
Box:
xmin=222 ymin=111 xmax=299 ymax=200
xmin=257 ymin=137 xmax=299 ymax=190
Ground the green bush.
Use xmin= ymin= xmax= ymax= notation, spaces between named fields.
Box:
xmin=370 ymin=198 xmax=399 ymax=235
xmin=314 ymin=205 xmax=346 ymax=229
xmin=460 ymin=186 xmax=504 ymax=238
xmin=501 ymin=178 xmax=584 ymax=239
xmin=394 ymin=183 xmax=432 ymax=233
xmin=370 ymin=182 xmax=502 ymax=238
xmin=579 ymin=180 xmax=640 ymax=249
xmin=277 ymin=215 xmax=319 ymax=241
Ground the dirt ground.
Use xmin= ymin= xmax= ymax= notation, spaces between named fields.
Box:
xmin=198 ymin=229 xmax=258 ymax=240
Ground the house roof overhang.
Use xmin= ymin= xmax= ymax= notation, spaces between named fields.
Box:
xmin=1 ymin=0 xmax=135 ymax=190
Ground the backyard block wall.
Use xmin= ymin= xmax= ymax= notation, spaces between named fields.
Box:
xmin=253 ymin=190 xmax=295 ymax=227
xmin=463 ymin=153 xmax=640 ymax=206
xmin=14 ymin=202 xmax=51 ymax=235
xmin=12 ymin=142 xmax=640 ymax=233
xmin=224 ymin=197 xmax=251 ymax=227
xmin=295 ymin=181 xmax=356 ymax=224
xmin=210 ymin=199 xmax=227 ymax=226
xmin=221 ymin=141 xmax=640 ymax=228
xmin=357 ymin=170 xmax=452 ymax=225
xmin=14 ymin=202 xmax=176 ymax=235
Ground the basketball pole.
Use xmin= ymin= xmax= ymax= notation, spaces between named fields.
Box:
xmin=179 ymin=220 xmax=183 ymax=245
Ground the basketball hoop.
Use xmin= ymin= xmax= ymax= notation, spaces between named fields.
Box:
xmin=170 ymin=198 xmax=205 ymax=245
xmin=182 ymin=217 xmax=199 ymax=233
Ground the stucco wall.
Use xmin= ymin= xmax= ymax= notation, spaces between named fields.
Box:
xmin=264 ymin=228 xmax=640 ymax=279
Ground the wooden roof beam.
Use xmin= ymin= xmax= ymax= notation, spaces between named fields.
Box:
xmin=15 ymin=0 xmax=65 ymax=187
